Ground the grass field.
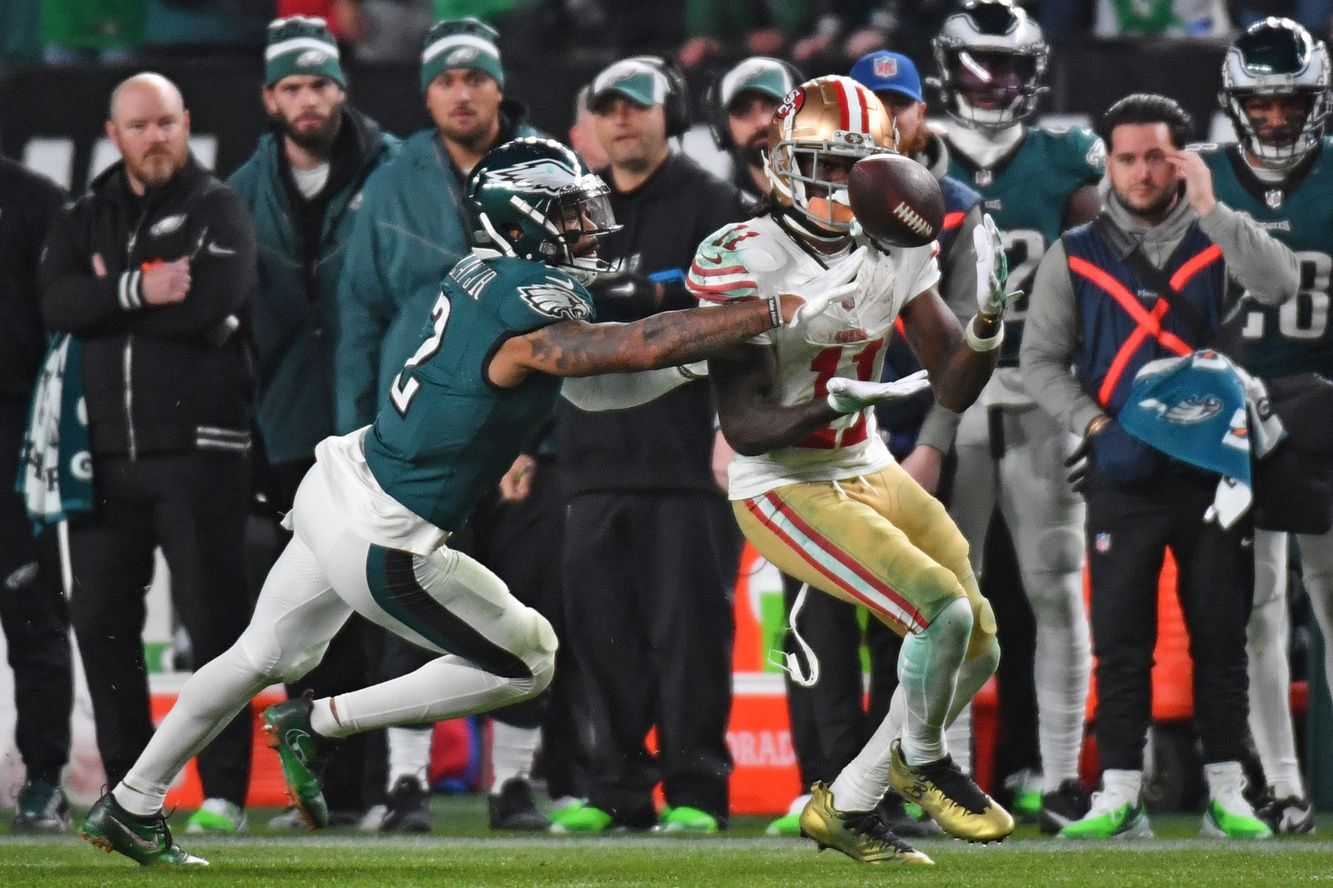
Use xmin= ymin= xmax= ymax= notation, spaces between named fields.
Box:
xmin=4 ymin=798 xmax=1330 ymax=888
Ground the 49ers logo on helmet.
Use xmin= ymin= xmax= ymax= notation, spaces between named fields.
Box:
xmin=776 ymin=86 xmax=805 ymax=119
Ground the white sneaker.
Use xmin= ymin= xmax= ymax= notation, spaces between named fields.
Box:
xmin=1201 ymin=763 xmax=1272 ymax=839
xmin=358 ymin=804 xmax=388 ymax=831
xmin=267 ymin=806 xmax=310 ymax=830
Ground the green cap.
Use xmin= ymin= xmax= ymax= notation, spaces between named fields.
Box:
xmin=265 ymin=16 xmax=345 ymax=88
xmin=718 ymin=57 xmax=796 ymax=111
xmin=588 ymin=57 xmax=670 ymax=110
xmin=420 ymin=18 xmax=504 ymax=91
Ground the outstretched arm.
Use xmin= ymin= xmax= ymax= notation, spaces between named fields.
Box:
xmin=898 ymin=286 xmax=1000 ymax=412
xmin=488 ymin=296 xmax=797 ymax=388
xmin=710 ymin=343 xmax=842 ymax=457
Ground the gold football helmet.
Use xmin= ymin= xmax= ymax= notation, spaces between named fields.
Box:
xmin=764 ymin=75 xmax=897 ymax=232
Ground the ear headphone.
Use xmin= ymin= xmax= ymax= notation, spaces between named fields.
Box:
xmin=587 ymin=55 xmax=692 ymax=139
xmin=703 ymin=57 xmax=804 ymax=150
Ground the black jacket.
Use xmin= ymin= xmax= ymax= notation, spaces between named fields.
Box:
xmin=0 ymin=158 xmax=65 ymax=400
xmin=40 ymin=154 xmax=258 ymax=458
xmin=557 ymin=153 xmax=746 ymax=495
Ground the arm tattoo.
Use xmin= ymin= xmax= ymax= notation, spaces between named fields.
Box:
xmin=522 ymin=300 xmax=776 ymax=378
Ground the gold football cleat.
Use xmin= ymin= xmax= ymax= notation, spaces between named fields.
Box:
xmin=888 ymin=740 xmax=1014 ymax=842
xmin=798 ymin=782 xmax=934 ymax=865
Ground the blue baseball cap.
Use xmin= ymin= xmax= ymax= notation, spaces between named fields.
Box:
xmin=849 ymin=51 xmax=923 ymax=104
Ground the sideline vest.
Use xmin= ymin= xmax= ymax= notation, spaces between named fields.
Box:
xmin=1063 ymin=216 xmax=1227 ymax=477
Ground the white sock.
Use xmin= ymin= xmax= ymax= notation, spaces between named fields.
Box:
xmin=829 ymin=689 xmax=904 ymax=812
xmin=489 ymin=721 xmax=541 ymax=792
xmin=1030 ymin=579 xmax=1091 ymax=791
xmin=945 ymin=705 xmax=973 ymax=774
xmin=312 ymin=653 xmax=538 ymax=739
xmin=1100 ymin=769 xmax=1142 ymax=807
xmin=115 ymin=643 xmax=270 ymax=817
xmin=1245 ymin=535 xmax=1306 ymax=801
xmin=387 ymin=726 xmax=434 ymax=790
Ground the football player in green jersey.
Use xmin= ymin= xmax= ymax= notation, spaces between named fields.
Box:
xmin=77 ymin=138 xmax=841 ymax=867
xmin=1203 ymin=16 xmax=1333 ymax=835
xmin=928 ymin=0 xmax=1103 ymax=830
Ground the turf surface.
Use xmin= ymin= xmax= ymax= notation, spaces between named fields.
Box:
xmin=4 ymin=799 xmax=1330 ymax=887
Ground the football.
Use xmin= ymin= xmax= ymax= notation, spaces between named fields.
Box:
xmin=848 ymin=154 xmax=945 ymax=248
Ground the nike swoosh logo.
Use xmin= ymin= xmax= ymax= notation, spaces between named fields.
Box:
xmin=206 ymin=242 xmax=236 ymax=257
xmin=108 ymin=817 xmax=161 ymax=852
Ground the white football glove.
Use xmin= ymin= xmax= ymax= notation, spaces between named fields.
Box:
xmin=974 ymin=213 xmax=1020 ymax=319
xmin=826 ymin=369 xmax=931 ymax=415
xmin=783 ymin=249 xmax=866 ymax=326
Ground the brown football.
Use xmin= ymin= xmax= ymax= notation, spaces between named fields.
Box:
xmin=848 ymin=154 xmax=945 ymax=248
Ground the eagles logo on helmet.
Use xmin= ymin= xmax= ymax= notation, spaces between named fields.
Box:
xmin=930 ymin=0 xmax=1049 ymax=131
xmin=463 ymin=137 xmax=621 ymax=283
xmin=1220 ymin=17 xmax=1331 ymax=171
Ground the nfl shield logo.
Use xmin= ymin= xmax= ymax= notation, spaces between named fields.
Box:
xmin=1265 ymin=189 xmax=1284 ymax=209
xmin=874 ymin=56 xmax=898 ymax=79
xmin=975 ymin=168 xmax=994 ymax=188
xmin=1095 ymin=532 xmax=1111 ymax=553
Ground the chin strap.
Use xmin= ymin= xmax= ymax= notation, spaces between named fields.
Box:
xmin=768 ymin=582 xmax=820 ymax=688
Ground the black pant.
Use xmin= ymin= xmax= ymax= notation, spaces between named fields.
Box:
xmin=1085 ymin=468 xmax=1254 ymax=771
xmin=68 ymin=450 xmax=252 ymax=804
xmin=781 ymin=572 xmax=900 ymax=788
xmin=0 ymin=398 xmax=72 ymax=785
xmin=563 ymin=490 xmax=736 ymax=827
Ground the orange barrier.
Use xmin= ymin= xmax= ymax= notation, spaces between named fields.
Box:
xmin=157 ymin=689 xmax=290 ymax=808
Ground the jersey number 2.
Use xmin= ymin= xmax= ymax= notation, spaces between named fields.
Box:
xmin=390 ymin=293 xmax=452 ymax=416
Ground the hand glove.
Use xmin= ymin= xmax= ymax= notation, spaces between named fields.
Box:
xmin=974 ymin=213 xmax=1020 ymax=319
xmin=826 ymin=369 xmax=931 ymax=415
xmin=1064 ymin=435 xmax=1092 ymax=494
xmin=783 ymin=249 xmax=866 ymax=326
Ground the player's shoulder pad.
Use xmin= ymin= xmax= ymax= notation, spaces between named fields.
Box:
xmin=687 ymin=220 xmax=783 ymax=303
xmin=1037 ymin=125 xmax=1106 ymax=176
xmin=508 ymin=260 xmax=595 ymax=323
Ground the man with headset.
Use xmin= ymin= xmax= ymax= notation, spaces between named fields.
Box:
xmin=554 ymin=55 xmax=749 ymax=834
xmin=703 ymin=56 xmax=801 ymax=202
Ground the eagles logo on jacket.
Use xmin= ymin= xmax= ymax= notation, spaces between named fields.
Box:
xmin=39 ymin=154 xmax=258 ymax=459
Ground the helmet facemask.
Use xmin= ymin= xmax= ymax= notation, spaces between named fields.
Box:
xmin=763 ymin=76 xmax=896 ymax=234
xmin=931 ymin=0 xmax=1049 ymax=132
xmin=466 ymin=139 xmax=622 ymax=284
xmin=1221 ymin=18 xmax=1331 ymax=172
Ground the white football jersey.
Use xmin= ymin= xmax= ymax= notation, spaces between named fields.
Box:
xmin=688 ymin=214 xmax=941 ymax=500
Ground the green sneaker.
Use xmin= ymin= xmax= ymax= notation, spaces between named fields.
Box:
xmin=547 ymin=797 xmax=586 ymax=830
xmin=902 ymin=801 xmax=928 ymax=821
xmin=549 ymin=803 xmax=613 ymax=833
xmin=262 ymin=695 xmax=338 ymax=828
xmin=1058 ymin=794 xmax=1153 ymax=840
xmin=11 ymin=779 xmax=71 ymax=832
xmin=80 ymin=793 xmax=208 ymax=866
xmin=765 ymin=812 xmax=802 ymax=837
xmin=1202 ymin=799 xmax=1273 ymax=839
xmin=657 ymin=805 xmax=719 ymax=833
xmin=185 ymin=797 xmax=248 ymax=835
xmin=1005 ymin=768 xmax=1044 ymax=822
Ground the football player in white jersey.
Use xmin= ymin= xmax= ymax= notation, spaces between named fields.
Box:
xmin=688 ymin=74 xmax=1018 ymax=864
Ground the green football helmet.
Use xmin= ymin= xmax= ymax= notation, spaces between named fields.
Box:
xmin=1221 ymin=17 xmax=1331 ymax=170
xmin=463 ymin=137 xmax=620 ymax=283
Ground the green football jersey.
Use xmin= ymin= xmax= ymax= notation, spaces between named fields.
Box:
xmin=363 ymin=254 xmax=595 ymax=531
xmin=947 ymin=126 xmax=1106 ymax=362
xmin=1202 ymin=139 xmax=1333 ymax=378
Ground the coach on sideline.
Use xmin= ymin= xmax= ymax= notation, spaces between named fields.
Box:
xmin=39 ymin=72 xmax=258 ymax=830
xmin=1020 ymin=93 xmax=1295 ymax=841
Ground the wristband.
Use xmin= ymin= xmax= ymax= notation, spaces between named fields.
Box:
xmin=765 ymin=292 xmax=783 ymax=329
xmin=965 ymin=315 xmax=1004 ymax=352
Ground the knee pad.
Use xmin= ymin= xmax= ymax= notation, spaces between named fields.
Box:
xmin=965 ymin=597 xmax=999 ymax=662
xmin=1032 ymin=525 xmax=1085 ymax=576
xmin=516 ymin=606 xmax=558 ymax=695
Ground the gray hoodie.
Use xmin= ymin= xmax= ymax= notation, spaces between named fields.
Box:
xmin=1020 ymin=190 xmax=1299 ymax=438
